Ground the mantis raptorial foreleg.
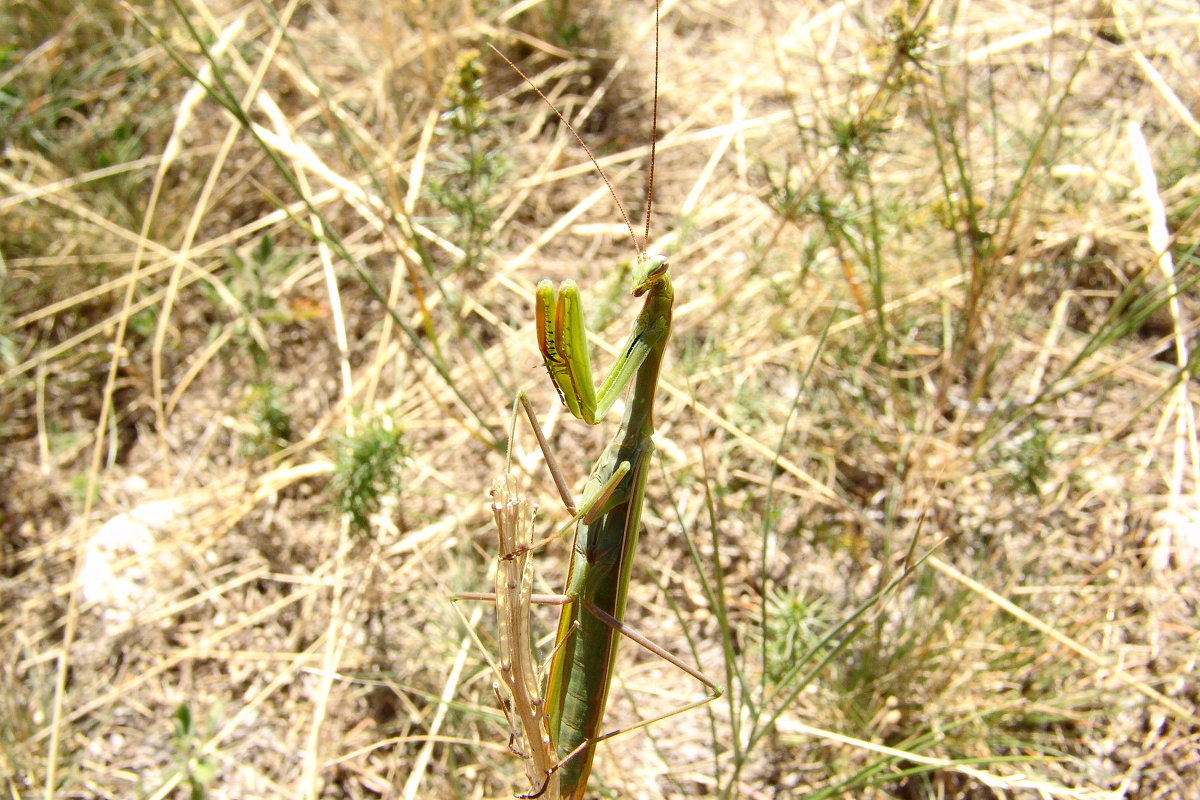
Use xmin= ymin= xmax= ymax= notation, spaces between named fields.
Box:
xmin=535 ymin=254 xmax=670 ymax=426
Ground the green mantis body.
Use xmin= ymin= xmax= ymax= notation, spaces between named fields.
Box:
xmin=537 ymin=253 xmax=674 ymax=798
xmin=489 ymin=5 xmax=704 ymax=793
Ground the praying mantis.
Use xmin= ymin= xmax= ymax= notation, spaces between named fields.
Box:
xmin=492 ymin=274 xmax=717 ymax=798
xmin=486 ymin=4 xmax=720 ymax=796
xmin=535 ymin=243 xmax=680 ymax=800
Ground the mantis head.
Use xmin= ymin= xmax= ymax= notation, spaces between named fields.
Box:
xmin=632 ymin=253 xmax=670 ymax=297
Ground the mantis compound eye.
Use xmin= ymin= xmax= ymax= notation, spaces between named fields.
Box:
xmin=644 ymin=254 xmax=669 ymax=277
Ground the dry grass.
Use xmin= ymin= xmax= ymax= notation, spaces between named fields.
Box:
xmin=2 ymin=0 xmax=1198 ymax=798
